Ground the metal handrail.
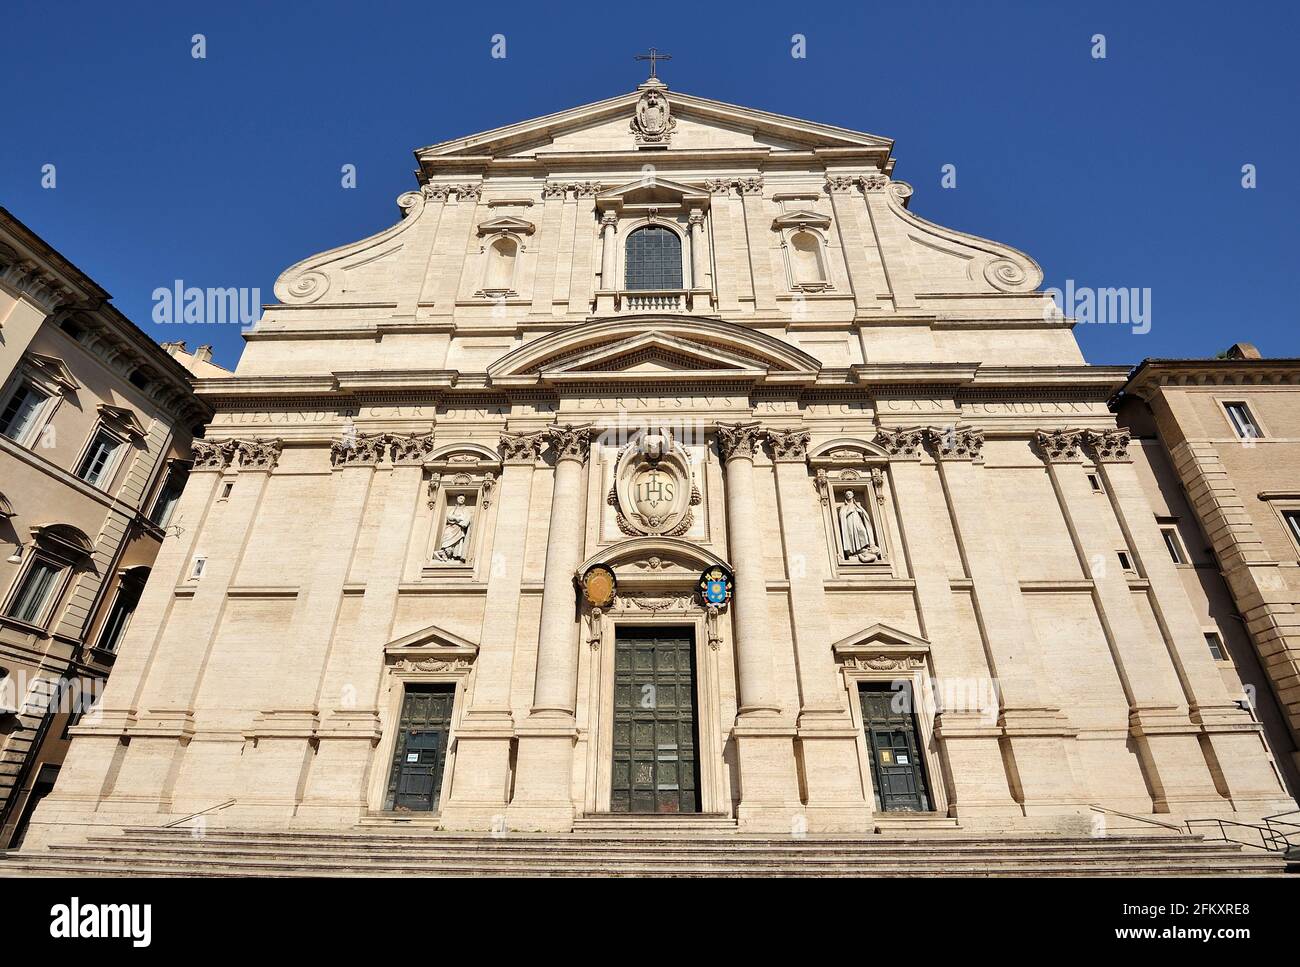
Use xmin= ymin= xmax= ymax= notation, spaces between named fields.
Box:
xmin=1185 ymin=817 xmax=1295 ymax=853
xmin=1087 ymin=804 xmax=1184 ymax=833
xmin=161 ymin=798 xmax=236 ymax=829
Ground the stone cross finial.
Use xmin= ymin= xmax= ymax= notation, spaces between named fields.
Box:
xmin=634 ymin=47 xmax=672 ymax=80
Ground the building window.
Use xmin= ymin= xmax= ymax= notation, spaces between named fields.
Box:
xmin=149 ymin=463 xmax=190 ymax=527
xmin=190 ymin=556 xmax=206 ymax=579
xmin=625 ymin=226 xmax=682 ymax=290
xmin=1160 ymin=526 xmax=1187 ymax=565
xmin=483 ymin=236 xmax=518 ymax=292
xmin=789 ymin=230 xmax=827 ymax=286
xmin=1204 ymin=631 xmax=1227 ymax=661
xmin=76 ymin=430 xmax=123 ymax=488
xmin=1282 ymin=510 xmax=1300 ymax=552
xmin=1117 ymin=550 xmax=1136 ymax=574
xmin=0 ymin=382 xmax=52 ymax=445
xmin=1086 ymin=472 xmax=1104 ymax=493
xmin=5 ymin=559 xmax=63 ymax=625
xmin=96 ymin=576 xmax=145 ymax=653
xmin=1224 ymin=402 xmax=1261 ymax=439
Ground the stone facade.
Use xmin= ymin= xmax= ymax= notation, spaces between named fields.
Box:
xmin=0 ymin=207 xmax=215 ymax=847
xmin=1117 ymin=345 xmax=1300 ymax=797
xmin=22 ymin=82 xmax=1297 ymax=845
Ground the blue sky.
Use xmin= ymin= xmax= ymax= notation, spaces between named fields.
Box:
xmin=3 ymin=0 xmax=1296 ymax=370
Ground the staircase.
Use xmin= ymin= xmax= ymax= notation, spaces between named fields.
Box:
xmin=2 ymin=826 xmax=1293 ymax=877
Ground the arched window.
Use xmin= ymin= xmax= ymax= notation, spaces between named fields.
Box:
xmin=625 ymin=226 xmax=682 ymax=290
xmin=484 ymin=236 xmax=518 ymax=291
xmin=790 ymin=231 xmax=827 ymax=285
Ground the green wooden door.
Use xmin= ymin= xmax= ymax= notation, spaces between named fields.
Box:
xmin=612 ymin=629 xmax=700 ymax=814
xmin=859 ymin=682 xmax=931 ymax=812
xmin=385 ymin=684 xmax=455 ymax=812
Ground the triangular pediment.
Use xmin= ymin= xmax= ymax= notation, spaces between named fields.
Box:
xmin=384 ymin=622 xmax=478 ymax=662
xmin=772 ymin=209 xmax=832 ymax=230
xmin=560 ymin=333 xmax=764 ymax=377
xmin=97 ymin=403 xmax=147 ymax=440
xmin=487 ymin=318 xmax=822 ymax=387
xmin=476 ymin=215 xmax=536 ymax=236
xmin=832 ymin=622 xmax=930 ymax=658
xmin=596 ymin=176 xmax=710 ymax=208
xmin=416 ymin=88 xmax=893 ymax=166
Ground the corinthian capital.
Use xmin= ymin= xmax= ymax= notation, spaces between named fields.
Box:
xmin=547 ymin=423 xmax=593 ymax=463
xmin=926 ymin=425 xmax=984 ymax=461
xmin=825 ymin=174 xmax=860 ymax=195
xmin=235 ymin=437 xmax=283 ymax=472
xmin=765 ymin=427 xmax=811 ymax=462
xmin=715 ymin=422 xmax=764 ymax=462
xmin=1084 ymin=429 xmax=1131 ymax=463
xmin=873 ymin=426 xmax=926 ymax=459
xmin=191 ymin=439 xmax=237 ymax=471
xmin=390 ymin=433 xmax=438 ymax=465
xmin=330 ymin=432 xmax=388 ymax=467
xmin=1034 ymin=429 xmax=1087 ymax=463
xmin=499 ymin=431 xmax=545 ymax=464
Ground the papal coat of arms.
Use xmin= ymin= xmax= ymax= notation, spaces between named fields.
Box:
xmin=630 ymin=88 xmax=676 ymax=148
xmin=609 ymin=431 xmax=699 ymax=535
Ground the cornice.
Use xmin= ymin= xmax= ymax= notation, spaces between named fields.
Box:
xmin=850 ymin=363 xmax=978 ymax=386
xmin=1122 ymin=358 xmax=1300 ymax=400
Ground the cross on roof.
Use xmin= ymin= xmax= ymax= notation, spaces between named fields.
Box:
xmin=635 ymin=47 xmax=672 ymax=80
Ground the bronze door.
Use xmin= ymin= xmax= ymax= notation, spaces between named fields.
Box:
xmin=612 ymin=628 xmax=700 ymax=814
xmin=385 ymin=684 xmax=455 ymax=812
xmin=859 ymin=681 xmax=932 ymax=812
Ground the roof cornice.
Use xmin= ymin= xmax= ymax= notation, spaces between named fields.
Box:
xmin=1122 ymin=357 xmax=1300 ymax=398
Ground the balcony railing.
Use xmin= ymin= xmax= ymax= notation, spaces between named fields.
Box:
xmin=597 ymin=288 xmax=714 ymax=314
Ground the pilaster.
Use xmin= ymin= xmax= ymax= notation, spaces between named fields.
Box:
xmin=881 ymin=426 xmax=1018 ymax=817
xmin=1037 ymin=428 xmax=1224 ymax=813
xmin=717 ymin=421 xmax=801 ymax=832
xmin=927 ymin=426 xmax=1088 ymax=819
xmin=767 ymin=427 xmax=870 ymax=830
xmin=439 ymin=430 xmax=544 ymax=830
xmin=1088 ymin=429 xmax=1292 ymax=818
xmin=507 ymin=424 xmax=591 ymax=831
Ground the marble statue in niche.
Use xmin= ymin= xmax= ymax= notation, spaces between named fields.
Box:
xmin=433 ymin=494 xmax=473 ymax=563
xmin=838 ymin=490 xmax=880 ymax=563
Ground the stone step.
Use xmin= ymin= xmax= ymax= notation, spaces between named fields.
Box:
xmin=6 ymin=826 xmax=1289 ymax=877
xmin=7 ymin=839 xmax=1290 ymax=867
xmin=1 ymin=851 xmax=1286 ymax=878
xmin=117 ymin=825 xmax=1196 ymax=846
xmin=572 ymin=814 xmax=738 ymax=832
xmin=76 ymin=835 xmax=1265 ymax=861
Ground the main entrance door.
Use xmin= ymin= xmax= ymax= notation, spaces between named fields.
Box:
xmin=859 ymin=681 xmax=931 ymax=812
xmin=611 ymin=628 xmax=700 ymax=813
xmin=385 ymin=684 xmax=455 ymax=812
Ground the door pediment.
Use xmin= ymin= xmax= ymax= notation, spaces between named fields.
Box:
xmin=384 ymin=623 xmax=478 ymax=666
xmin=832 ymin=623 xmax=930 ymax=662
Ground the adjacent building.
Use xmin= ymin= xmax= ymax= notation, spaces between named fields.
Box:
xmin=21 ymin=79 xmax=1298 ymax=848
xmin=1117 ymin=344 xmax=1300 ymax=796
xmin=0 ymin=208 xmax=216 ymax=846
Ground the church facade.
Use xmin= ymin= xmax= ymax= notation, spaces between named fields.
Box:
xmin=25 ymin=78 xmax=1296 ymax=844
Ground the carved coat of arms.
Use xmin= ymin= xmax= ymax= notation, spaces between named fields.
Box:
xmin=631 ymin=89 xmax=676 ymax=148
xmin=608 ymin=431 xmax=699 ymax=535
